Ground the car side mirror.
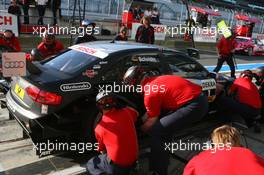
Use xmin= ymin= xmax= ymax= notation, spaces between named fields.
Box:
xmin=187 ymin=48 xmax=200 ymax=59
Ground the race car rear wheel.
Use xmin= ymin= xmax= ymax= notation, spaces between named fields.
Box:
xmin=80 ymin=107 xmax=99 ymax=143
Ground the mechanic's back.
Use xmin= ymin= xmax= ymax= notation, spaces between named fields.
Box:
xmin=230 ymin=74 xmax=262 ymax=109
xmin=142 ymin=75 xmax=203 ymax=116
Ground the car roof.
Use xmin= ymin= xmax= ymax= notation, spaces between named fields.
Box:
xmin=69 ymin=41 xmax=179 ymax=59
xmin=76 ymin=41 xmax=163 ymax=53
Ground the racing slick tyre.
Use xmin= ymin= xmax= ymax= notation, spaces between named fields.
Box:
xmin=80 ymin=107 xmax=100 ymax=143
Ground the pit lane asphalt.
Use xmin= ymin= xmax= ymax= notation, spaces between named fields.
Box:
xmin=198 ymin=54 xmax=264 ymax=66
xmin=0 ymin=53 xmax=263 ymax=175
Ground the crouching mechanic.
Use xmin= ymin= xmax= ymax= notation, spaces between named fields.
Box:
xmin=218 ymin=70 xmax=262 ymax=130
xmin=87 ymin=91 xmax=139 ymax=175
xmin=123 ymin=66 xmax=209 ymax=175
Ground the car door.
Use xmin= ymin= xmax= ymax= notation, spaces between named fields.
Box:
xmin=97 ymin=51 xmax=164 ymax=111
xmin=100 ymin=51 xmax=164 ymax=84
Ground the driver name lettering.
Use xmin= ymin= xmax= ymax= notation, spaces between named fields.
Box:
xmin=138 ymin=57 xmax=159 ymax=63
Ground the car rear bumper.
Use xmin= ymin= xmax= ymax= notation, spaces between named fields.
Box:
xmin=6 ymin=91 xmax=41 ymax=120
xmin=6 ymin=91 xmax=71 ymax=139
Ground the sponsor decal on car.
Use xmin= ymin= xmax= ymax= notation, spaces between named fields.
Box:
xmin=187 ymin=78 xmax=217 ymax=102
xmin=69 ymin=45 xmax=109 ymax=59
xmin=60 ymin=82 xmax=92 ymax=92
xmin=188 ymin=79 xmax=216 ymax=91
xmin=201 ymin=79 xmax=217 ymax=91
xmin=83 ymin=69 xmax=98 ymax=78
xmin=93 ymin=65 xmax=101 ymax=69
xmin=137 ymin=57 xmax=159 ymax=63
xmin=41 ymin=104 xmax=48 ymax=114
xmin=99 ymin=61 xmax=108 ymax=65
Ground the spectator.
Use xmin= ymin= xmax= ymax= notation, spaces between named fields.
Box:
xmin=151 ymin=7 xmax=160 ymax=24
xmin=74 ymin=19 xmax=97 ymax=44
xmin=51 ymin=0 xmax=60 ymax=25
xmin=19 ymin=0 xmax=30 ymax=24
xmin=185 ymin=15 xmax=196 ymax=41
xmin=133 ymin=5 xmax=143 ymax=20
xmin=35 ymin=0 xmax=48 ymax=25
xmin=183 ymin=125 xmax=264 ymax=175
xmin=144 ymin=7 xmax=152 ymax=17
xmin=186 ymin=15 xmax=196 ymax=29
xmin=114 ymin=26 xmax=128 ymax=41
xmin=8 ymin=0 xmax=21 ymax=28
xmin=135 ymin=16 xmax=155 ymax=44
xmin=37 ymin=32 xmax=64 ymax=59
xmin=8 ymin=0 xmax=22 ymax=16
xmin=0 ymin=30 xmax=21 ymax=52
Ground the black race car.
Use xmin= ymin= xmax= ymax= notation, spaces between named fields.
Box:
xmin=6 ymin=41 xmax=232 ymax=156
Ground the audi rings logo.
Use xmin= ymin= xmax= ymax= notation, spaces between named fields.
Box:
xmin=4 ymin=61 xmax=25 ymax=69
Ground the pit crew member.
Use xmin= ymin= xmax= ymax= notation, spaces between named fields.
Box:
xmin=183 ymin=125 xmax=264 ymax=175
xmin=0 ymin=30 xmax=21 ymax=52
xmin=87 ymin=91 xmax=139 ymax=175
xmin=123 ymin=66 xmax=209 ymax=175
xmin=37 ymin=32 xmax=64 ymax=59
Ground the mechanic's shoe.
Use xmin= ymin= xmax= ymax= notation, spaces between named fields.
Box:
xmin=254 ymin=122 xmax=261 ymax=133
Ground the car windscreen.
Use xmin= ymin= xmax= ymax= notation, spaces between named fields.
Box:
xmin=42 ymin=49 xmax=99 ymax=74
xmin=163 ymin=53 xmax=208 ymax=78
xmin=170 ymin=62 xmax=208 ymax=78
